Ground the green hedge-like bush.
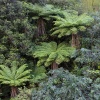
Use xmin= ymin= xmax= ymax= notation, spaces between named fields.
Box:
xmin=32 ymin=68 xmax=100 ymax=100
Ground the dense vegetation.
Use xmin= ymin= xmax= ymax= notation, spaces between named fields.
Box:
xmin=0 ymin=0 xmax=100 ymax=100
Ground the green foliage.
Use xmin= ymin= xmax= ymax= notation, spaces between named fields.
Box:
xmin=72 ymin=65 xmax=89 ymax=76
xmin=0 ymin=0 xmax=98 ymax=99
xmin=22 ymin=1 xmax=64 ymax=36
xmin=85 ymin=70 xmax=100 ymax=80
xmin=81 ymin=11 xmax=100 ymax=48
xmin=22 ymin=0 xmax=47 ymax=5
xmin=21 ymin=2 xmax=63 ymax=36
xmin=47 ymin=0 xmax=83 ymax=12
xmin=32 ymin=68 xmax=100 ymax=100
xmin=72 ymin=65 xmax=100 ymax=80
xmin=75 ymin=47 xmax=100 ymax=68
xmin=0 ymin=61 xmax=31 ymax=86
xmin=82 ymin=0 xmax=100 ymax=12
xmin=78 ymin=12 xmax=100 ymax=76
xmin=31 ymin=73 xmax=47 ymax=84
xmin=90 ymin=11 xmax=100 ymax=37
xmin=30 ymin=66 xmax=47 ymax=84
xmin=22 ymin=2 xmax=62 ymax=19
xmin=11 ymin=87 xmax=32 ymax=100
xmin=33 ymin=66 xmax=46 ymax=75
xmin=0 ymin=0 xmax=34 ymax=65
xmin=89 ymin=78 xmax=100 ymax=100
xmin=51 ymin=12 xmax=94 ymax=38
xmin=33 ymin=42 xmax=75 ymax=67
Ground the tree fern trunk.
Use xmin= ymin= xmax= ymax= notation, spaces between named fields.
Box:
xmin=51 ymin=62 xmax=58 ymax=69
xmin=0 ymin=89 xmax=1 ymax=93
xmin=71 ymin=34 xmax=80 ymax=49
xmin=75 ymin=34 xmax=80 ymax=49
xmin=11 ymin=86 xmax=18 ymax=98
xmin=71 ymin=34 xmax=76 ymax=48
xmin=37 ymin=18 xmax=45 ymax=36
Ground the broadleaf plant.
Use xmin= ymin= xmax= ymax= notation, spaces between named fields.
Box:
xmin=32 ymin=68 xmax=95 ymax=100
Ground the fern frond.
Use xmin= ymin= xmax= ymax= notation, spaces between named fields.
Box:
xmin=44 ymin=61 xmax=52 ymax=67
xmin=15 ymin=70 xmax=31 ymax=79
xmin=22 ymin=2 xmax=62 ymax=21
xmin=16 ymin=64 xmax=28 ymax=77
xmin=0 ymin=75 xmax=11 ymax=81
xmin=56 ymin=54 xmax=65 ymax=64
xmin=78 ymin=26 xmax=86 ymax=31
xmin=37 ymin=57 xmax=47 ymax=67
xmin=0 ymin=63 xmax=31 ymax=86
xmin=11 ymin=61 xmax=18 ymax=77
xmin=46 ymin=52 xmax=57 ymax=62
xmin=1 ymin=81 xmax=11 ymax=84
xmin=51 ymin=12 xmax=94 ymax=38
xmin=34 ymin=42 xmax=57 ymax=58
xmin=0 ymin=65 xmax=12 ymax=79
xmin=34 ymin=42 xmax=76 ymax=67
xmin=0 ymin=70 xmax=9 ymax=79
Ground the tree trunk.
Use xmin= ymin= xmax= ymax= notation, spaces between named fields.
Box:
xmin=71 ymin=34 xmax=80 ymax=49
xmin=0 ymin=88 xmax=2 ymax=95
xmin=51 ymin=62 xmax=58 ymax=69
xmin=37 ymin=18 xmax=45 ymax=36
xmin=75 ymin=34 xmax=80 ymax=49
xmin=71 ymin=34 xmax=76 ymax=48
xmin=11 ymin=86 xmax=18 ymax=98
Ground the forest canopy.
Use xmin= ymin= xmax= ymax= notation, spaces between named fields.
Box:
xmin=0 ymin=0 xmax=100 ymax=100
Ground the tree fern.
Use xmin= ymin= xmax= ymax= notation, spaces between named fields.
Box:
xmin=52 ymin=13 xmax=93 ymax=36
xmin=33 ymin=42 xmax=75 ymax=69
xmin=0 ymin=61 xmax=31 ymax=97
xmin=22 ymin=2 xmax=61 ymax=18
xmin=22 ymin=2 xmax=62 ymax=36
xmin=51 ymin=12 xmax=94 ymax=48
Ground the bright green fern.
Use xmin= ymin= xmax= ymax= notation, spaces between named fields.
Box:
xmin=0 ymin=61 xmax=31 ymax=97
xmin=51 ymin=12 xmax=94 ymax=38
xmin=33 ymin=42 xmax=75 ymax=68
xmin=22 ymin=2 xmax=62 ymax=36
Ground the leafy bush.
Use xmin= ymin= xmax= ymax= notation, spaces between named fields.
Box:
xmin=75 ymin=47 xmax=100 ymax=68
xmin=72 ymin=65 xmax=100 ymax=80
xmin=11 ymin=87 xmax=32 ymax=100
xmin=0 ymin=0 xmax=34 ymax=67
xmin=32 ymin=68 xmax=100 ymax=100
xmin=88 ymin=11 xmax=100 ymax=37
xmin=32 ymin=68 xmax=93 ymax=100
xmin=30 ymin=66 xmax=47 ymax=85
xmin=89 ymin=78 xmax=100 ymax=100
xmin=47 ymin=0 xmax=83 ymax=13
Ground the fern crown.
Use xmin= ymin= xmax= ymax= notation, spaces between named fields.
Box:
xmin=51 ymin=12 xmax=94 ymax=38
xmin=0 ymin=61 xmax=31 ymax=86
xmin=22 ymin=2 xmax=62 ymax=20
xmin=33 ymin=42 xmax=76 ymax=67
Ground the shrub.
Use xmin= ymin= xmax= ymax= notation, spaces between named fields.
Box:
xmin=89 ymin=78 xmax=100 ymax=100
xmin=11 ymin=87 xmax=32 ymax=100
xmin=32 ymin=68 xmax=93 ymax=100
